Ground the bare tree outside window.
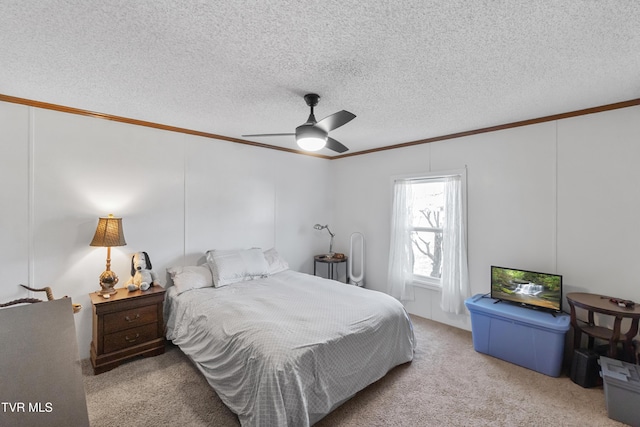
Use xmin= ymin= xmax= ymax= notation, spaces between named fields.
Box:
xmin=409 ymin=180 xmax=444 ymax=281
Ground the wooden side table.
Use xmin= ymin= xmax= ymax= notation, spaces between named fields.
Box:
xmin=566 ymin=292 xmax=640 ymax=362
xmin=314 ymin=255 xmax=348 ymax=283
xmin=90 ymin=285 xmax=166 ymax=374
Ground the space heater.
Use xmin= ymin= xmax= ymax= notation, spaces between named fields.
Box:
xmin=348 ymin=232 xmax=365 ymax=287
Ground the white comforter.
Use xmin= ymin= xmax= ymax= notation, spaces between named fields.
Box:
xmin=165 ymin=270 xmax=415 ymax=427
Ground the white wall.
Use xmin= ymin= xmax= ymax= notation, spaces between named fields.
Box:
xmin=0 ymin=101 xmax=332 ymax=359
xmin=557 ymin=107 xmax=640 ymax=300
xmin=1 ymin=102 xmax=30 ymax=303
xmin=330 ymin=106 xmax=640 ymax=332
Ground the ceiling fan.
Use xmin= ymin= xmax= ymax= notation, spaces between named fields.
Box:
xmin=242 ymin=93 xmax=356 ymax=153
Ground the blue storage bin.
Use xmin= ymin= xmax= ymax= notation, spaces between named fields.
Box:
xmin=465 ymin=294 xmax=570 ymax=377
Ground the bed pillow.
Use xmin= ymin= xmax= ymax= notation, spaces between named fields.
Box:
xmin=167 ymin=265 xmax=213 ymax=295
xmin=206 ymin=248 xmax=270 ymax=288
xmin=263 ymin=247 xmax=289 ymax=275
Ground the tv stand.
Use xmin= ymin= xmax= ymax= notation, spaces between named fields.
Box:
xmin=465 ymin=294 xmax=570 ymax=377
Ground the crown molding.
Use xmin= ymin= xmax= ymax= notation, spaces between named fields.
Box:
xmin=333 ymin=98 xmax=640 ymax=159
xmin=2 ymin=93 xmax=638 ymax=161
xmin=0 ymin=94 xmax=331 ymax=160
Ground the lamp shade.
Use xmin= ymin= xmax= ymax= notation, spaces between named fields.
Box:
xmin=90 ymin=214 xmax=126 ymax=247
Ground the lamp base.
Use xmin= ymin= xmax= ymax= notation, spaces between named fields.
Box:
xmin=98 ymin=270 xmax=119 ymax=296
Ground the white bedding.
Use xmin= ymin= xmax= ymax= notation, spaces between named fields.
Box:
xmin=165 ymin=269 xmax=415 ymax=427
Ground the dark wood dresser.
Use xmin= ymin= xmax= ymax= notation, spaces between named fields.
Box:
xmin=90 ymin=285 xmax=165 ymax=374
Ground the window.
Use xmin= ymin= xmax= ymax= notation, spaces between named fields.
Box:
xmin=409 ymin=179 xmax=445 ymax=285
xmin=388 ymin=170 xmax=470 ymax=313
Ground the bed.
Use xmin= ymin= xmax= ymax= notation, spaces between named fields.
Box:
xmin=165 ymin=249 xmax=415 ymax=427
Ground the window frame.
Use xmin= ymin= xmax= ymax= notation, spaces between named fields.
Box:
xmin=391 ymin=169 xmax=467 ymax=291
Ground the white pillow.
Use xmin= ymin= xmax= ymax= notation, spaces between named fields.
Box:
xmin=264 ymin=247 xmax=289 ymax=275
xmin=167 ymin=265 xmax=213 ymax=295
xmin=206 ymin=248 xmax=270 ymax=288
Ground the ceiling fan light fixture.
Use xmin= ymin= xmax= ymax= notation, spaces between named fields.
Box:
xmin=242 ymin=93 xmax=354 ymax=153
xmin=297 ymin=136 xmax=327 ymax=151
xmin=296 ymin=124 xmax=327 ymax=151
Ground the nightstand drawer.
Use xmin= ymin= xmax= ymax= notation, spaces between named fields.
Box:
xmin=103 ymin=304 xmax=158 ymax=334
xmin=103 ymin=323 xmax=159 ymax=354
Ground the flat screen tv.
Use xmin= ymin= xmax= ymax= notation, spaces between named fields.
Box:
xmin=491 ymin=266 xmax=562 ymax=312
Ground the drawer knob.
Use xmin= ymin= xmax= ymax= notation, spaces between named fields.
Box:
xmin=125 ymin=313 xmax=141 ymax=322
xmin=125 ymin=333 xmax=140 ymax=343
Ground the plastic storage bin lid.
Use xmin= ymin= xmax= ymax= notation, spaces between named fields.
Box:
xmin=465 ymin=294 xmax=570 ymax=332
xmin=600 ymin=356 xmax=640 ymax=391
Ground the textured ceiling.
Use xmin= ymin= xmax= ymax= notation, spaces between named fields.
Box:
xmin=1 ymin=1 xmax=639 ymax=157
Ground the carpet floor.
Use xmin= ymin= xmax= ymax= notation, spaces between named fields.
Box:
xmin=83 ymin=315 xmax=626 ymax=426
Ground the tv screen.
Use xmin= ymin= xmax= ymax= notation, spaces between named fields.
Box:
xmin=491 ymin=266 xmax=562 ymax=312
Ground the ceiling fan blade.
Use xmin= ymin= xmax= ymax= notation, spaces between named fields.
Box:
xmin=325 ymin=137 xmax=349 ymax=153
xmin=241 ymin=133 xmax=295 ymax=137
xmin=316 ymin=110 xmax=356 ymax=132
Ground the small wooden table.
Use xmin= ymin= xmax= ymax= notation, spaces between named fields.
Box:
xmin=313 ymin=255 xmax=348 ymax=283
xmin=566 ymin=292 xmax=640 ymax=361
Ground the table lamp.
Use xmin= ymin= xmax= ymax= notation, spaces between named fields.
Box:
xmin=90 ymin=214 xmax=126 ymax=296
xmin=313 ymin=224 xmax=335 ymax=256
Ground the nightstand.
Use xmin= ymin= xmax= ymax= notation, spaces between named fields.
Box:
xmin=90 ymin=285 xmax=166 ymax=374
xmin=313 ymin=255 xmax=348 ymax=283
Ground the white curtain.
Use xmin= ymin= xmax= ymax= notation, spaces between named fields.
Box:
xmin=440 ymin=175 xmax=470 ymax=314
xmin=387 ymin=179 xmax=415 ymax=301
